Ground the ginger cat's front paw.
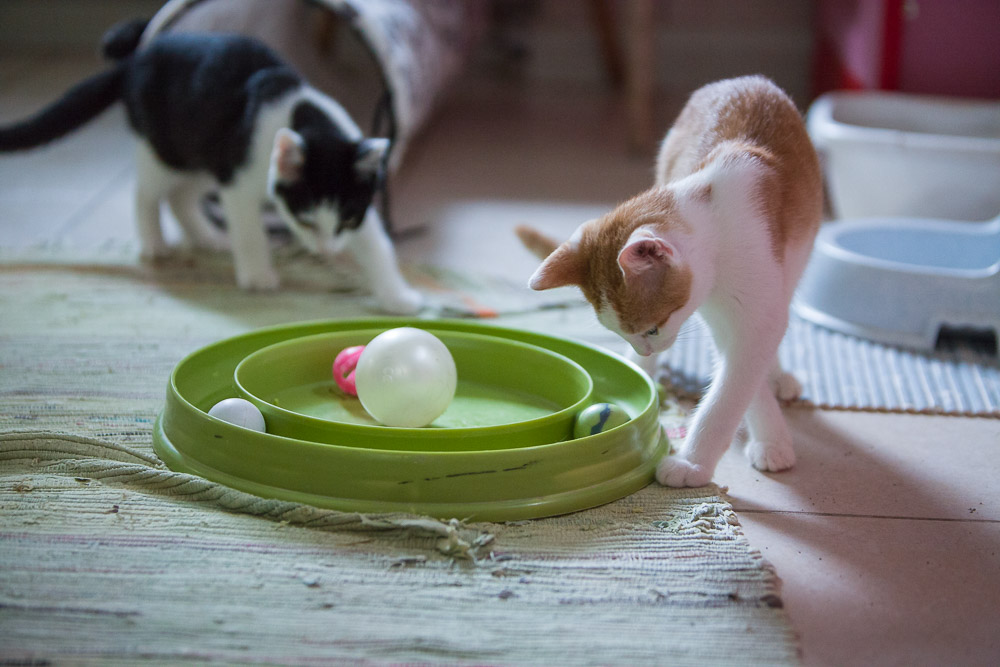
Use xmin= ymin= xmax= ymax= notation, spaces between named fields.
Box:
xmin=656 ymin=455 xmax=713 ymax=488
xmin=745 ymin=439 xmax=796 ymax=472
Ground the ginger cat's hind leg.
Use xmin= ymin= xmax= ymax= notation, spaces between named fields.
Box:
xmin=769 ymin=358 xmax=802 ymax=401
xmin=744 ymin=379 xmax=797 ymax=472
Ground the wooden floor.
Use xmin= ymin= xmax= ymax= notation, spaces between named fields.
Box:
xmin=2 ymin=52 xmax=999 ymax=667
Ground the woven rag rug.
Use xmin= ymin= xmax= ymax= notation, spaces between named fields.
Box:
xmin=0 ymin=246 xmax=796 ymax=666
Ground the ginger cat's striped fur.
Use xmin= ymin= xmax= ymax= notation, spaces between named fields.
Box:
xmin=518 ymin=76 xmax=822 ymax=487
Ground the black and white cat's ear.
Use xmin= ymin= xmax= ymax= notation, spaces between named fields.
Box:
xmin=355 ymin=137 xmax=390 ymax=175
xmin=270 ymin=128 xmax=306 ymax=184
xmin=617 ymin=234 xmax=675 ymax=281
xmin=528 ymin=241 xmax=585 ymax=291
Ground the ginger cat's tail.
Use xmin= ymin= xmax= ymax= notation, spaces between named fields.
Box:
xmin=514 ymin=225 xmax=561 ymax=260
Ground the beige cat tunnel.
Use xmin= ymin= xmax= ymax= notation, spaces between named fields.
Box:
xmin=140 ymin=0 xmax=487 ymax=227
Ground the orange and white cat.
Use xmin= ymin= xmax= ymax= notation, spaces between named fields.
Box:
xmin=518 ymin=76 xmax=822 ymax=487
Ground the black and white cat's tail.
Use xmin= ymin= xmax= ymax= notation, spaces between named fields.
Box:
xmin=0 ymin=64 xmax=127 ymax=151
xmin=0 ymin=19 xmax=147 ymax=152
xmin=101 ymin=18 xmax=149 ymax=61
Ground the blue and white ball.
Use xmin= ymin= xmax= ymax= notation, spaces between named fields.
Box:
xmin=573 ymin=402 xmax=630 ymax=438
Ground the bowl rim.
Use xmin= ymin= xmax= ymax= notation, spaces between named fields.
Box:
xmin=231 ymin=327 xmax=596 ymax=438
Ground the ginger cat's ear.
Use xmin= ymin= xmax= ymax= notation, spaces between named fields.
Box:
xmin=617 ymin=235 xmax=674 ymax=282
xmin=271 ymin=128 xmax=305 ymax=183
xmin=528 ymin=241 xmax=585 ymax=291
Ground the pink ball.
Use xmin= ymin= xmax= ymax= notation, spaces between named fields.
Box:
xmin=332 ymin=345 xmax=365 ymax=396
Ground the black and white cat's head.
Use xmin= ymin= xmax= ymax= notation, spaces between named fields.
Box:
xmin=267 ymin=123 xmax=388 ymax=254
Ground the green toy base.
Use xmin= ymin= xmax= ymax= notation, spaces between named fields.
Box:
xmin=234 ymin=329 xmax=594 ymax=451
xmin=153 ymin=319 xmax=667 ymax=522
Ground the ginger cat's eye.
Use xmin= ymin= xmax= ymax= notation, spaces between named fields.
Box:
xmin=645 ymin=326 xmax=659 ymax=336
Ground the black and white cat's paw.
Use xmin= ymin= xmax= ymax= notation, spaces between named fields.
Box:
xmin=191 ymin=230 xmax=231 ymax=254
xmin=236 ymin=266 xmax=281 ymax=291
xmin=656 ymin=455 xmax=713 ymax=488
xmin=173 ymin=233 xmax=230 ymax=257
xmin=375 ymin=286 xmax=424 ymax=315
xmin=744 ymin=438 xmax=796 ymax=472
xmin=139 ymin=238 xmax=173 ymax=263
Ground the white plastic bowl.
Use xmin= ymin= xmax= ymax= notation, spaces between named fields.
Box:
xmin=808 ymin=91 xmax=1000 ymax=221
xmin=794 ymin=216 xmax=1000 ymax=351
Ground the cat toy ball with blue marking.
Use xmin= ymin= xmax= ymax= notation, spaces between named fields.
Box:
xmin=573 ymin=402 xmax=630 ymax=438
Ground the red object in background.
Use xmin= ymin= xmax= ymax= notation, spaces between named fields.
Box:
xmin=878 ymin=0 xmax=904 ymax=91
xmin=814 ymin=0 xmax=1000 ymax=99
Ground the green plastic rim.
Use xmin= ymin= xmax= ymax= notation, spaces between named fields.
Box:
xmin=153 ymin=318 xmax=667 ymax=521
xmin=234 ymin=329 xmax=594 ymax=451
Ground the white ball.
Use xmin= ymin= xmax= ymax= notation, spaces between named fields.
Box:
xmin=355 ymin=327 xmax=457 ymax=427
xmin=208 ymin=398 xmax=266 ymax=432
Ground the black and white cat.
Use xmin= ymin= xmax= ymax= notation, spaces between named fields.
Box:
xmin=0 ymin=20 xmax=422 ymax=314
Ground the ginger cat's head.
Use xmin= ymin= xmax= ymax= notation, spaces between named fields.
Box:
xmin=526 ymin=187 xmax=698 ymax=357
